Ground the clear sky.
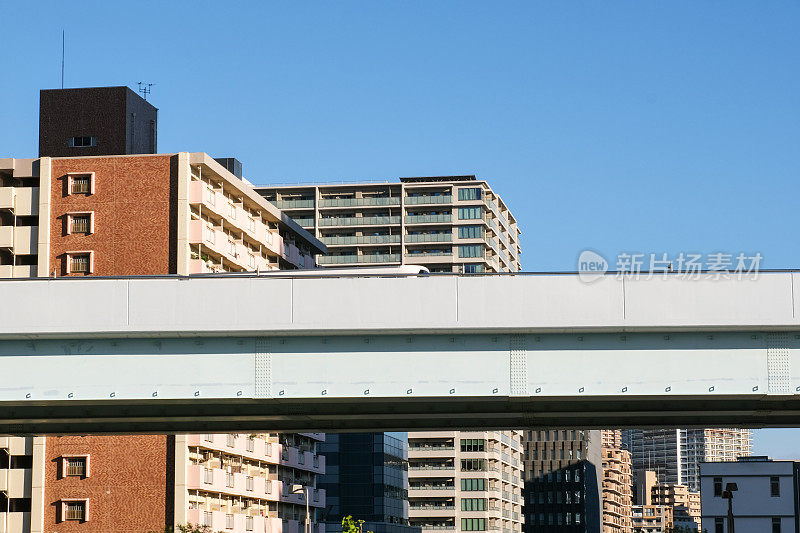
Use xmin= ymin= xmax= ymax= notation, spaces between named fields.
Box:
xmin=1 ymin=2 xmax=798 ymax=457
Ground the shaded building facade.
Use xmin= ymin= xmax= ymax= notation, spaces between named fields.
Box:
xmin=319 ymin=432 xmax=419 ymax=533
xmin=522 ymin=429 xmax=602 ymax=532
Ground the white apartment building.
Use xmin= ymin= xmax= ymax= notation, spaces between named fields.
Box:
xmin=256 ymin=175 xmax=521 ymax=273
xmin=407 ymin=431 xmax=524 ymax=533
xmin=623 ymin=429 xmax=752 ymax=492
xmin=181 ymin=433 xmax=326 ymax=533
xmin=700 ymin=456 xmax=800 ymax=533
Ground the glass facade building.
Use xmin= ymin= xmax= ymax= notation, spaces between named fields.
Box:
xmin=320 ymin=432 xmax=421 ymax=533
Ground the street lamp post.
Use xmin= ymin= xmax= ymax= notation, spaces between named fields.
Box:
xmin=292 ymin=484 xmax=311 ymax=533
xmin=721 ymin=482 xmax=738 ymax=533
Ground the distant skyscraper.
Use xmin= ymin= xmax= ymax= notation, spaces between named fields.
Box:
xmin=622 ymin=429 xmax=752 ymax=492
xmin=319 ymin=432 xmax=419 ymax=533
xmin=522 ymin=429 xmax=603 ymax=532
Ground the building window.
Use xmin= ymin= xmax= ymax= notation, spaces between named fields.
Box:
xmin=69 ymin=213 xmax=92 ymax=234
xmin=461 ymin=459 xmax=487 ymax=472
xmin=459 ymin=244 xmax=482 ymax=258
xmin=226 ymin=513 xmax=234 ymax=530
xmin=461 ymin=518 xmax=485 ymax=531
xmin=246 ymin=516 xmax=254 ymax=532
xmin=715 ymin=517 xmax=724 ymax=533
xmin=771 ymin=476 xmax=780 ymax=497
xmin=246 ymin=436 xmax=255 ymax=452
xmin=458 ymin=225 xmax=483 ymax=239
xmin=68 ymin=136 xmax=97 ymax=148
xmin=461 ymin=498 xmax=487 ymax=511
xmin=464 ymin=264 xmax=484 ymax=274
xmin=61 ymin=500 xmax=87 ymax=522
xmin=461 ymin=478 xmax=486 ymax=491
xmin=205 ymin=434 xmax=214 ymax=442
xmin=773 ymin=518 xmax=782 ymax=533
xmin=458 ymin=188 xmax=482 ymax=201
xmin=66 ymin=252 xmax=92 ymax=274
xmin=68 ymin=173 xmax=93 ymax=195
xmin=714 ymin=477 xmax=723 ymax=497
xmin=204 ymin=468 xmax=213 ymax=484
xmin=65 ymin=456 xmax=87 ymax=477
xmin=227 ymin=434 xmax=236 ymax=447
xmin=458 ymin=206 xmax=482 ymax=220
xmin=246 ymin=476 xmax=254 ymax=491
xmin=461 ymin=439 xmax=485 ymax=452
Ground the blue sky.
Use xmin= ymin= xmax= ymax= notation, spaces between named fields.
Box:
xmin=1 ymin=2 xmax=798 ymax=457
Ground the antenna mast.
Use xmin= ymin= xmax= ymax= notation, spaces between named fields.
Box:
xmin=61 ymin=30 xmax=65 ymax=89
xmin=138 ymin=82 xmax=153 ymax=101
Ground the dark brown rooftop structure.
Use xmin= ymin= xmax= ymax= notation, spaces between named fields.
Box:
xmin=39 ymin=86 xmax=157 ymax=157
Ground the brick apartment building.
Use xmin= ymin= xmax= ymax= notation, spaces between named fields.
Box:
xmin=1 ymin=87 xmax=327 ymax=533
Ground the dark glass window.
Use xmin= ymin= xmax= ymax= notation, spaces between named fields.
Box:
xmin=714 ymin=477 xmax=723 ymax=497
xmin=771 ymin=476 xmax=780 ymax=497
xmin=461 ymin=439 xmax=485 ymax=452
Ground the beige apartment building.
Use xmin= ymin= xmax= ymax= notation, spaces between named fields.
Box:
xmin=407 ymin=431 xmax=525 ymax=533
xmin=1 ymin=151 xmax=326 ymax=533
xmin=256 ymin=176 xmax=521 ymax=273
xmin=630 ymin=505 xmax=673 ymax=533
xmin=634 ymin=471 xmax=699 ymax=532
xmin=601 ymin=431 xmax=632 ymax=533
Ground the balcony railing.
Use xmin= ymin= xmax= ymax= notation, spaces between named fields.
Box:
xmin=289 ymin=217 xmax=316 ymax=228
xmin=273 ymin=199 xmax=315 ymax=209
xmin=405 ymin=214 xmax=452 ymax=224
xmin=410 ymin=505 xmax=456 ymax=510
xmin=320 ymin=197 xmax=400 ymax=207
xmin=318 ymin=216 xmax=401 ymax=226
xmin=405 ymin=195 xmax=452 ymax=205
xmin=409 ymin=465 xmax=454 ymax=470
xmin=405 ymin=233 xmax=452 ymax=243
xmin=405 ymin=252 xmax=452 ymax=258
xmin=321 ymin=234 xmax=400 ymax=245
xmin=410 ymin=485 xmax=455 ymax=491
xmin=318 ymin=254 xmax=400 ymax=264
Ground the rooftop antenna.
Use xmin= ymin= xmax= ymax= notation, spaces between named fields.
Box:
xmin=138 ymin=82 xmax=153 ymax=101
xmin=61 ymin=30 xmax=65 ymax=89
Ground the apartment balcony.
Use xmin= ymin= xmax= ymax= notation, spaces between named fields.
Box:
xmin=0 ymin=264 xmax=37 ymax=278
xmin=187 ymin=434 xmax=283 ymax=464
xmin=318 ymin=215 xmax=401 ymax=227
xmin=408 ymin=466 xmax=454 ymax=477
xmin=188 ymin=181 xmax=290 ymax=261
xmin=187 ymin=509 xmax=293 ymax=533
xmin=0 ymin=187 xmax=38 ymax=216
xmin=273 ymin=199 xmax=315 ymax=209
xmin=188 ymin=465 xmax=275 ymax=500
xmin=408 ymin=446 xmax=456 ymax=457
xmin=409 ymin=464 xmax=455 ymax=471
xmin=404 ymin=214 xmax=452 ymax=224
xmin=408 ymin=486 xmax=456 ymax=497
xmin=409 ymin=507 xmax=456 ymax=517
xmin=0 ymin=468 xmax=32 ymax=498
xmin=405 ymin=233 xmax=452 ymax=243
xmin=320 ymin=234 xmax=400 ymax=246
xmin=0 ymin=226 xmax=37 ymax=255
xmin=319 ymin=197 xmax=400 ymax=207
xmin=289 ymin=217 xmax=316 ymax=229
xmin=0 ymin=512 xmax=31 ymax=533
xmin=317 ymin=254 xmax=400 ymax=265
xmin=277 ymin=481 xmax=326 ymax=508
xmin=404 ymin=252 xmax=452 ymax=263
xmin=405 ymin=195 xmax=452 ymax=205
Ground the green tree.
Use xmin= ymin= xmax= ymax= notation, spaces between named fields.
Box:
xmin=342 ymin=515 xmax=373 ymax=533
